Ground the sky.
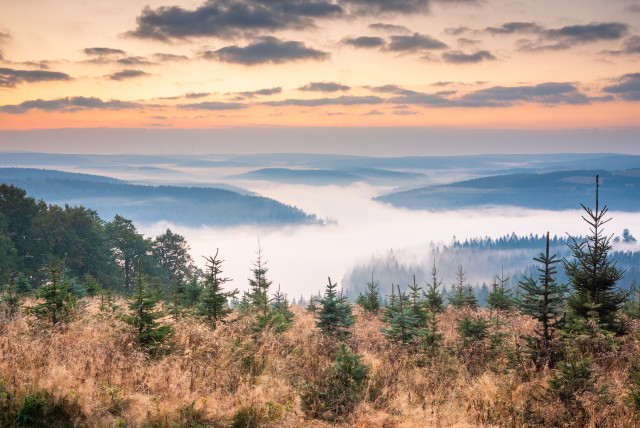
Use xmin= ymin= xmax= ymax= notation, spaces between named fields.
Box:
xmin=1 ymin=0 xmax=639 ymax=145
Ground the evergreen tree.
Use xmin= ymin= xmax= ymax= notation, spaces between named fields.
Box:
xmin=519 ymin=231 xmax=568 ymax=364
xmin=424 ymin=259 xmax=444 ymax=313
xmin=248 ymin=242 xmax=272 ymax=318
xmin=382 ymin=284 xmax=420 ymax=344
xmin=407 ymin=274 xmax=426 ymax=323
xmin=1 ymin=281 xmax=20 ymax=319
xmin=448 ymin=265 xmax=477 ymax=309
xmin=564 ymin=175 xmax=627 ymax=333
xmin=198 ymin=250 xmax=238 ymax=329
xmin=123 ymin=260 xmax=173 ymax=355
xmin=33 ymin=264 xmax=75 ymax=325
xmin=315 ymin=277 xmax=354 ymax=338
xmin=272 ymin=285 xmax=294 ymax=323
xmin=487 ymin=267 xmax=514 ymax=312
xmin=355 ymin=272 xmax=381 ymax=314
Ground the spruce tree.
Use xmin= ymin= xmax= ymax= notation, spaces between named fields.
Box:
xmin=199 ymin=250 xmax=238 ymax=329
xmin=487 ymin=267 xmax=514 ymax=313
xmin=564 ymin=175 xmax=626 ymax=333
xmin=382 ymin=284 xmax=420 ymax=344
xmin=407 ymin=274 xmax=426 ymax=323
xmin=124 ymin=260 xmax=173 ymax=355
xmin=355 ymin=272 xmax=381 ymax=314
xmin=315 ymin=277 xmax=354 ymax=338
xmin=424 ymin=259 xmax=444 ymax=313
xmin=519 ymin=231 xmax=568 ymax=365
xmin=33 ymin=264 xmax=75 ymax=325
xmin=448 ymin=265 xmax=477 ymax=309
xmin=248 ymin=243 xmax=272 ymax=318
xmin=272 ymin=285 xmax=294 ymax=323
xmin=1 ymin=281 xmax=20 ymax=319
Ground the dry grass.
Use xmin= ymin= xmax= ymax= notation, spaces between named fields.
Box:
xmin=0 ymin=299 xmax=639 ymax=427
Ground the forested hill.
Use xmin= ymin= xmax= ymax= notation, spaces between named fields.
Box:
xmin=376 ymin=169 xmax=640 ymax=211
xmin=0 ymin=168 xmax=317 ymax=227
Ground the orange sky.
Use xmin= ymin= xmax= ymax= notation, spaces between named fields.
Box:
xmin=0 ymin=0 xmax=639 ymax=132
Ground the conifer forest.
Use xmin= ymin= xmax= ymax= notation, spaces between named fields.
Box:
xmin=2 ymin=178 xmax=640 ymax=428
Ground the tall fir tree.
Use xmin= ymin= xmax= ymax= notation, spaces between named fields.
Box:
xmin=199 ymin=250 xmax=238 ymax=329
xmin=519 ymin=231 xmax=568 ymax=365
xmin=315 ymin=277 xmax=354 ymax=339
xmin=424 ymin=259 xmax=444 ymax=313
xmin=564 ymin=175 xmax=627 ymax=333
xmin=124 ymin=260 xmax=173 ymax=355
xmin=355 ymin=272 xmax=381 ymax=314
xmin=448 ymin=265 xmax=477 ymax=309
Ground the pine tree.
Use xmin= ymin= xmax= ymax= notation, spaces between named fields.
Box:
xmin=124 ymin=260 xmax=173 ymax=355
xmin=519 ymin=231 xmax=568 ymax=364
xmin=355 ymin=272 xmax=380 ymax=314
xmin=199 ymin=250 xmax=238 ymax=329
xmin=315 ymin=277 xmax=354 ymax=338
xmin=382 ymin=284 xmax=420 ymax=344
xmin=424 ymin=259 xmax=444 ymax=313
xmin=33 ymin=264 xmax=75 ymax=325
xmin=487 ymin=267 xmax=514 ymax=313
xmin=248 ymin=242 xmax=272 ymax=318
xmin=564 ymin=175 xmax=627 ymax=333
xmin=448 ymin=265 xmax=477 ymax=309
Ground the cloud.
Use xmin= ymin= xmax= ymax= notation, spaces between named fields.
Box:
xmin=298 ymin=82 xmax=350 ymax=92
xmin=128 ymin=0 xmax=343 ymax=41
xmin=442 ymin=50 xmax=496 ymax=63
xmin=153 ymin=53 xmax=190 ymax=62
xmin=363 ymin=109 xmax=383 ymax=115
xmin=0 ymin=67 xmax=72 ymax=88
xmin=262 ymin=95 xmax=384 ymax=107
xmin=485 ymin=22 xmax=543 ymax=35
xmin=457 ymin=38 xmax=481 ymax=47
xmin=179 ymin=101 xmax=248 ymax=110
xmin=117 ymin=56 xmax=154 ymax=66
xmin=235 ymin=87 xmax=282 ymax=99
xmin=385 ymin=82 xmax=595 ymax=107
xmin=626 ymin=4 xmax=640 ymax=13
xmin=343 ymin=36 xmax=385 ymax=48
xmin=202 ymin=36 xmax=329 ymax=65
xmin=602 ymin=36 xmax=640 ymax=55
xmin=369 ymin=84 xmax=417 ymax=95
xmin=106 ymin=69 xmax=151 ymax=80
xmin=83 ymin=47 xmax=126 ymax=56
xmin=340 ymin=0 xmax=431 ymax=15
xmin=444 ymin=26 xmax=471 ymax=36
xmin=185 ymin=92 xmax=210 ymax=99
xmin=602 ymin=73 xmax=640 ymax=101
xmin=0 ymin=96 xmax=142 ymax=114
xmin=516 ymin=40 xmax=570 ymax=52
xmin=368 ymin=23 xmax=411 ymax=33
xmin=545 ymin=22 xmax=628 ymax=43
xmin=388 ymin=33 xmax=448 ymax=51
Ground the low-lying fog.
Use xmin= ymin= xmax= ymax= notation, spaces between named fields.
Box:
xmin=137 ymin=180 xmax=640 ymax=299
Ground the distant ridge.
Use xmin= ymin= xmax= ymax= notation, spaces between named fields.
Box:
xmin=375 ymin=169 xmax=640 ymax=211
xmin=0 ymin=168 xmax=318 ymax=227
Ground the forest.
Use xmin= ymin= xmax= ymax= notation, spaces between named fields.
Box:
xmin=2 ymin=181 xmax=640 ymax=427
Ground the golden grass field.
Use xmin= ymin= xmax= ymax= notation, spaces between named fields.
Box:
xmin=1 ymin=298 xmax=639 ymax=427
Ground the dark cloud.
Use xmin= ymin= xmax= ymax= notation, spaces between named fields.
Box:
xmin=107 ymin=69 xmax=151 ymax=81
xmin=545 ymin=22 xmax=628 ymax=43
xmin=185 ymin=92 xmax=210 ymax=99
xmin=128 ymin=0 xmax=343 ymax=41
xmin=516 ymin=40 xmax=570 ymax=52
xmin=431 ymin=81 xmax=453 ymax=86
xmin=368 ymin=23 xmax=411 ymax=33
xmin=0 ymin=67 xmax=72 ymax=88
xmin=0 ymin=51 xmax=3 ymax=61
xmin=602 ymin=73 xmax=640 ymax=101
xmin=262 ymin=95 xmax=384 ymax=107
xmin=298 ymin=82 xmax=350 ymax=92
xmin=603 ymin=36 xmax=640 ymax=55
xmin=388 ymin=33 xmax=447 ymax=51
xmin=153 ymin=53 xmax=190 ymax=62
xmin=117 ymin=56 xmax=154 ymax=66
xmin=340 ymin=0 xmax=431 ymax=15
xmin=444 ymin=26 xmax=471 ymax=36
xmin=179 ymin=101 xmax=248 ymax=110
xmin=457 ymin=37 xmax=481 ymax=47
xmin=83 ymin=47 xmax=126 ymax=56
xmin=235 ymin=87 xmax=282 ymax=99
xmin=0 ymin=96 xmax=141 ymax=114
xmin=343 ymin=36 xmax=385 ymax=48
xmin=386 ymin=82 xmax=594 ymax=107
xmin=485 ymin=22 xmax=543 ymax=35
xmin=626 ymin=4 xmax=640 ymax=13
xmin=18 ymin=60 xmax=50 ymax=70
xmin=442 ymin=50 xmax=496 ymax=63
xmin=202 ymin=36 xmax=329 ymax=65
